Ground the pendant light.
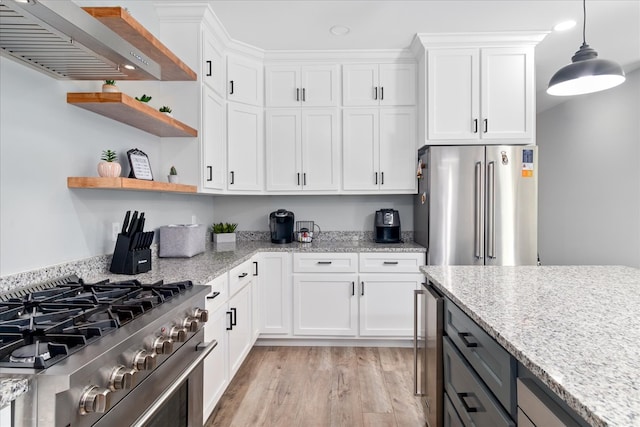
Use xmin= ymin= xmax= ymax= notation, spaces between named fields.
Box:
xmin=547 ymin=0 xmax=625 ymax=96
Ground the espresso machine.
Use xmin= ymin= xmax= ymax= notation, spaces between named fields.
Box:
xmin=269 ymin=209 xmax=294 ymax=243
xmin=374 ymin=209 xmax=402 ymax=243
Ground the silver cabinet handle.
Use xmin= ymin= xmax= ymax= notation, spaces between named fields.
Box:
xmin=487 ymin=161 xmax=496 ymax=258
xmin=475 ymin=162 xmax=483 ymax=259
xmin=413 ymin=288 xmax=425 ymax=396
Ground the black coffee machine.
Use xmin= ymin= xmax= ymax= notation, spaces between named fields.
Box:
xmin=269 ymin=209 xmax=294 ymax=243
xmin=374 ymin=209 xmax=402 ymax=243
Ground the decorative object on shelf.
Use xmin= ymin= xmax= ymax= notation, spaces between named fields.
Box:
xmin=211 ymin=222 xmax=238 ymax=243
xmin=135 ymin=94 xmax=152 ymax=102
xmin=547 ymin=0 xmax=625 ymax=96
xmin=97 ymin=149 xmax=121 ymax=177
xmin=168 ymin=165 xmax=179 ymax=183
xmin=159 ymin=105 xmax=172 ymax=117
xmin=127 ymin=148 xmax=153 ymax=180
xmin=102 ymin=80 xmax=119 ymax=93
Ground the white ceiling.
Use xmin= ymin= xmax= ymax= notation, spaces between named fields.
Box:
xmin=208 ymin=0 xmax=640 ymax=112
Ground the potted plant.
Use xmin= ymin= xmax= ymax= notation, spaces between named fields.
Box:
xmin=97 ymin=149 xmax=121 ymax=177
xmin=135 ymin=94 xmax=152 ymax=102
xmin=168 ymin=165 xmax=179 ymax=184
xmin=211 ymin=222 xmax=238 ymax=243
xmin=102 ymin=80 xmax=119 ymax=93
xmin=159 ymin=106 xmax=172 ymax=117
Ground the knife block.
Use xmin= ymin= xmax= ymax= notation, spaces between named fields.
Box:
xmin=110 ymin=234 xmax=152 ymax=275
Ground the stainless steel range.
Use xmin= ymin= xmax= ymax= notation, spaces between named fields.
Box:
xmin=0 ymin=275 xmax=213 ymax=427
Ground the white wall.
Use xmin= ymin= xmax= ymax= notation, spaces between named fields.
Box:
xmin=212 ymin=194 xmax=414 ymax=233
xmin=537 ymin=69 xmax=640 ymax=267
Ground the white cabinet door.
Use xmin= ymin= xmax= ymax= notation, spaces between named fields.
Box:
xmin=227 ymin=103 xmax=263 ymax=191
xmin=301 ymin=109 xmax=339 ymax=191
xmin=342 ymin=64 xmax=379 ymax=106
xmin=203 ymin=303 xmax=229 ymax=420
xmin=202 ymin=28 xmax=225 ymax=96
xmin=293 ymin=274 xmax=358 ymax=336
xmin=481 ymin=47 xmax=534 ymax=140
xmin=258 ymin=252 xmax=292 ymax=335
xmin=202 ymin=87 xmax=226 ymax=191
xmin=227 ymin=54 xmax=263 ymax=106
xmin=358 ymin=274 xmax=422 ymax=337
xmin=301 ymin=65 xmax=339 ymax=107
xmin=265 ymin=66 xmax=300 ymax=107
xmin=227 ymin=282 xmax=252 ymax=378
xmin=342 ymin=108 xmax=379 ymax=191
xmin=427 ymin=49 xmax=479 ymax=141
xmin=379 ymin=63 xmax=417 ymax=106
xmin=265 ymin=109 xmax=301 ymax=191
xmin=379 ymin=107 xmax=417 ymax=192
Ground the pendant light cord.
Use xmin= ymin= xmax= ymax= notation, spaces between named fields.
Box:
xmin=582 ymin=0 xmax=587 ymax=46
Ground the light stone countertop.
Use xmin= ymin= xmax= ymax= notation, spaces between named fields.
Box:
xmin=421 ymin=265 xmax=640 ymax=427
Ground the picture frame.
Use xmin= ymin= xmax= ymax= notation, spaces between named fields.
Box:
xmin=127 ymin=148 xmax=154 ymax=180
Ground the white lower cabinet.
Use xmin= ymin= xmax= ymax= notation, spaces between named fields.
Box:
xmin=256 ymin=252 xmax=292 ymax=335
xmin=227 ymin=278 xmax=253 ymax=378
xmin=358 ymin=274 xmax=423 ymax=337
xmin=293 ymin=273 xmax=358 ymax=336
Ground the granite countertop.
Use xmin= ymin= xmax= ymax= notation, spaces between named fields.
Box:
xmin=421 ymin=265 xmax=640 ymax=427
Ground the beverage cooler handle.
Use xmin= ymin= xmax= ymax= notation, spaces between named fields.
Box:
xmin=474 ymin=162 xmax=483 ymax=259
xmin=413 ymin=288 xmax=425 ymax=396
xmin=487 ymin=161 xmax=496 ymax=259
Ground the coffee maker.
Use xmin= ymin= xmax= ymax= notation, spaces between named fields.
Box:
xmin=374 ymin=209 xmax=402 ymax=243
xmin=269 ymin=209 xmax=294 ymax=243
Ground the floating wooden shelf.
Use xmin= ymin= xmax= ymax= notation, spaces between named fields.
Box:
xmin=67 ymin=92 xmax=198 ymax=137
xmin=68 ymin=177 xmax=197 ymax=193
xmin=82 ymin=7 xmax=197 ymax=81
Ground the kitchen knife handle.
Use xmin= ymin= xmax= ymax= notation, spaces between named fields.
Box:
xmin=296 ymin=88 xmax=300 ymax=101
xmin=475 ymin=162 xmax=483 ymax=259
xmin=122 ymin=210 xmax=131 ymax=234
xmin=302 ymin=88 xmax=306 ymax=102
xmin=207 ymin=166 xmax=212 ymax=182
xmin=473 ymin=118 xmax=478 ymax=133
xmin=230 ymin=171 xmax=235 ymax=185
xmin=206 ymin=60 xmax=212 ymax=77
xmin=229 ymin=80 xmax=234 ymax=95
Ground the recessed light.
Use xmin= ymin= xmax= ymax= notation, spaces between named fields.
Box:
xmin=329 ymin=25 xmax=350 ymax=36
xmin=553 ymin=20 xmax=576 ymax=32
xmin=123 ymin=64 xmax=136 ymax=70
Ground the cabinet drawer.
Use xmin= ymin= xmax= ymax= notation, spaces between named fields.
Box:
xmin=229 ymin=259 xmax=255 ymax=296
xmin=205 ymin=274 xmax=229 ymax=314
xmin=443 ymin=337 xmax=515 ymax=427
xmin=293 ymin=253 xmax=357 ymax=273
xmin=359 ymin=252 xmax=424 ymax=273
xmin=444 ymin=392 xmax=465 ymax=427
xmin=517 ymin=378 xmax=581 ymax=427
xmin=445 ymin=299 xmax=516 ymax=416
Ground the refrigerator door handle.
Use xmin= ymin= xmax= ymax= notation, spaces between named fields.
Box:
xmin=475 ymin=162 xmax=483 ymax=259
xmin=487 ymin=161 xmax=496 ymax=259
xmin=414 ymin=288 xmax=425 ymax=396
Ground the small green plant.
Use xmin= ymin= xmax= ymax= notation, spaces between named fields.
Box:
xmin=104 ymin=79 xmax=115 ymax=85
xmin=101 ymin=149 xmax=117 ymax=162
xmin=135 ymin=94 xmax=152 ymax=102
xmin=169 ymin=166 xmax=177 ymax=175
xmin=159 ymin=106 xmax=172 ymax=113
xmin=211 ymin=222 xmax=238 ymax=234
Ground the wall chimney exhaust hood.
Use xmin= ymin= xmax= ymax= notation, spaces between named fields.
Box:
xmin=0 ymin=0 xmax=195 ymax=81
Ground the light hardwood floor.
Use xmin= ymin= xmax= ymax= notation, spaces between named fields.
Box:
xmin=205 ymin=346 xmax=426 ymax=427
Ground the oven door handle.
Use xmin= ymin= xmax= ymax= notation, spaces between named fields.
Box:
xmin=131 ymin=340 xmax=218 ymax=427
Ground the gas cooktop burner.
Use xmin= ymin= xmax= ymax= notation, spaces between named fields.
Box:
xmin=0 ymin=276 xmax=195 ymax=369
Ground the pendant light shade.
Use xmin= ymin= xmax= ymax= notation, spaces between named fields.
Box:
xmin=547 ymin=0 xmax=625 ymax=96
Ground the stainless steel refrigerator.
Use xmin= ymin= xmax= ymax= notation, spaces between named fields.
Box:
xmin=414 ymin=145 xmax=538 ymax=266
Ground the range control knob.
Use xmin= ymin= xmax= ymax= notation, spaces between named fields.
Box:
xmin=182 ymin=317 xmax=200 ymax=332
xmin=109 ymin=365 xmax=136 ymax=391
xmin=170 ymin=326 xmax=187 ymax=342
xmin=133 ymin=350 xmax=157 ymax=371
xmin=79 ymin=385 xmax=111 ymax=415
xmin=153 ymin=336 xmax=174 ymax=355
xmin=193 ymin=307 xmax=209 ymax=323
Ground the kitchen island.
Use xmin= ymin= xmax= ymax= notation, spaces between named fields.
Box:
xmin=421 ymin=265 xmax=640 ymax=427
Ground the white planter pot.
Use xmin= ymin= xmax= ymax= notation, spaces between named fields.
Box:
xmin=168 ymin=175 xmax=179 ymax=184
xmin=97 ymin=161 xmax=121 ymax=177
xmin=102 ymin=84 xmax=119 ymax=93
xmin=213 ymin=232 xmax=236 ymax=243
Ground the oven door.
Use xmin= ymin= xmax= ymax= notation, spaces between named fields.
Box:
xmin=94 ymin=329 xmax=216 ymax=427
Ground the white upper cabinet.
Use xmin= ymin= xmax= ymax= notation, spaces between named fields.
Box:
xmin=266 ymin=109 xmax=339 ymax=192
xmin=427 ymin=46 xmax=534 ymax=143
xmin=343 ymin=107 xmax=417 ymax=193
xmin=227 ymin=54 xmax=263 ymax=106
xmin=202 ymin=27 xmax=225 ymax=96
xmin=227 ymin=103 xmax=264 ymax=191
xmin=266 ymin=65 xmax=339 ymax=107
xmin=343 ymin=63 xmax=416 ymax=107
xmin=202 ymin=87 xmax=226 ymax=191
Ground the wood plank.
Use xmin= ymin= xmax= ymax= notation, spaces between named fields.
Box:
xmin=82 ymin=7 xmax=197 ymax=81
xmin=330 ymin=347 xmax=364 ymax=427
xmin=67 ymin=92 xmax=198 ymax=137
xmin=357 ymin=347 xmax=394 ymax=414
xmin=67 ymin=177 xmax=197 ymax=193
xmin=363 ymin=413 xmax=398 ymax=427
